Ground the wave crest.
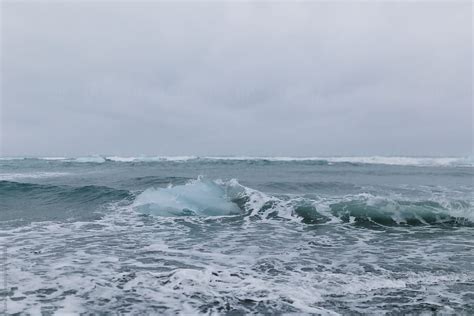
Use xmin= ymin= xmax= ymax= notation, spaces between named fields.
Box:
xmin=133 ymin=178 xmax=242 ymax=216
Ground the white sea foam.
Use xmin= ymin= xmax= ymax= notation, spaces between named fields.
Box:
xmin=323 ymin=156 xmax=473 ymax=167
xmin=72 ymin=156 xmax=107 ymax=163
xmin=42 ymin=157 xmax=67 ymax=160
xmin=2 ymin=207 xmax=472 ymax=314
xmin=106 ymin=156 xmax=197 ymax=162
xmin=105 ymin=156 xmax=137 ymax=162
xmin=0 ymin=172 xmax=71 ymax=181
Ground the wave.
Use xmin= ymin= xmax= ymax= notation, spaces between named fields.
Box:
xmin=1 ymin=177 xmax=472 ymax=228
xmin=134 ymin=178 xmax=473 ymax=227
xmin=1 ymin=156 xmax=472 ymax=167
xmin=0 ymin=181 xmax=133 ymax=225
xmin=0 ymin=181 xmax=132 ymax=203
xmin=328 ymin=195 xmax=473 ymax=226
xmin=107 ymin=156 xmax=473 ymax=166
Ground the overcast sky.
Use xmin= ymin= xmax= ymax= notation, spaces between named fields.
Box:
xmin=1 ymin=1 xmax=472 ymax=157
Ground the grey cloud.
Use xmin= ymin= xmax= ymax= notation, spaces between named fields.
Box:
xmin=1 ymin=1 xmax=472 ymax=156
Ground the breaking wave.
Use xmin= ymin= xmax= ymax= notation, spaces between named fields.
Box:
xmin=134 ymin=178 xmax=473 ymax=227
xmin=133 ymin=179 xmax=242 ymax=216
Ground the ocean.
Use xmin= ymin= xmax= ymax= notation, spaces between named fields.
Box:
xmin=0 ymin=156 xmax=473 ymax=315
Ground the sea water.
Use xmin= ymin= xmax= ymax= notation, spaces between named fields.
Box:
xmin=0 ymin=156 xmax=472 ymax=314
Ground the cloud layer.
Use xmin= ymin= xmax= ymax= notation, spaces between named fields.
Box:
xmin=1 ymin=1 xmax=472 ymax=156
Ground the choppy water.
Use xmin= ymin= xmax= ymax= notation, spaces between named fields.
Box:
xmin=0 ymin=157 xmax=473 ymax=315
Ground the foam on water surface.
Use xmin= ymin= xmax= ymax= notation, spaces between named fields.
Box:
xmin=2 ymin=207 xmax=473 ymax=315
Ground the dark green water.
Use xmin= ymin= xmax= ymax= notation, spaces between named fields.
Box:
xmin=0 ymin=157 xmax=473 ymax=314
